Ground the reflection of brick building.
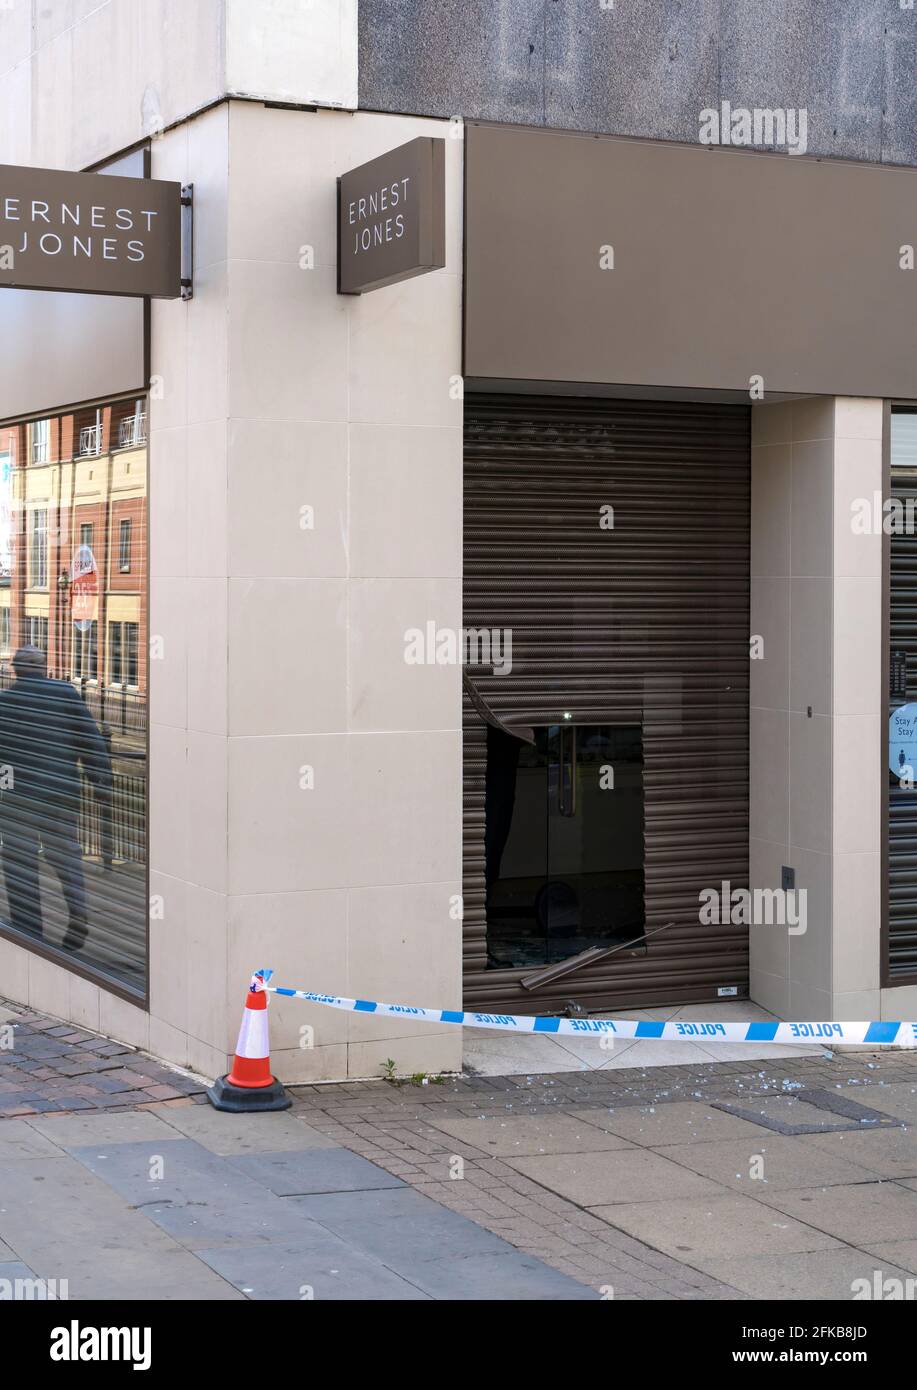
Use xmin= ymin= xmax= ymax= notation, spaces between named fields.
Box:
xmin=0 ymin=399 xmax=147 ymax=703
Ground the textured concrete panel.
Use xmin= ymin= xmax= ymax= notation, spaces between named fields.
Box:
xmin=358 ymin=0 xmax=544 ymax=123
xmin=359 ymin=1 xmax=916 ymax=168
xmin=718 ymin=0 xmax=883 ymax=161
xmin=882 ymin=33 xmax=917 ymax=166
xmin=544 ymin=0 xmax=719 ymax=141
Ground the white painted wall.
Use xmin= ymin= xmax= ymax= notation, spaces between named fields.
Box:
xmin=225 ymin=0 xmax=357 ymax=109
xmin=0 ymin=0 xmax=357 ymax=171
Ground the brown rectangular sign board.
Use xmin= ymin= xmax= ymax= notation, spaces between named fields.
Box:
xmin=464 ymin=123 xmax=917 ymax=399
xmin=338 ymin=136 xmax=445 ymax=295
xmin=0 ymin=163 xmax=182 ymax=299
xmin=0 ymin=149 xmax=147 ymax=425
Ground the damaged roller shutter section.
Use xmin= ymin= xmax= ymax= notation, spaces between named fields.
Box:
xmin=462 ymin=394 xmax=751 ymax=1016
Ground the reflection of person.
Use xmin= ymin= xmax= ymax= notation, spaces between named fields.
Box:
xmin=0 ymin=646 xmax=111 ymax=950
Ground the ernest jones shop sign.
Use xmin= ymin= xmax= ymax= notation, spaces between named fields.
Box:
xmin=338 ymin=136 xmax=445 ymax=295
xmin=0 ymin=163 xmax=182 ymax=299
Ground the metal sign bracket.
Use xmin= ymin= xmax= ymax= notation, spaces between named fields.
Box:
xmin=181 ymin=184 xmax=193 ymax=301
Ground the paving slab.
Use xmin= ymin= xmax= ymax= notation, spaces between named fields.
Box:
xmin=228 ymin=1147 xmax=404 ymax=1195
xmin=69 ymin=1137 xmax=317 ymax=1251
xmin=692 ymin=1247 xmax=917 ymax=1301
xmin=754 ymin=1181 xmax=917 ymax=1245
xmin=291 ymin=1186 xmax=514 ymax=1267
xmin=382 ymin=1248 xmax=596 ymax=1301
xmin=463 ymin=1034 xmax=588 ymax=1077
xmin=839 ymin=1083 xmax=917 ymax=1124
xmin=721 ymin=1091 xmax=898 ymax=1134
xmin=591 ymin=1193 xmax=841 ymax=1267
xmin=504 ymin=1147 xmax=727 ymax=1206
xmin=550 ymin=1033 xmax=636 ymax=1066
xmin=574 ymin=1101 xmax=768 ymax=1146
xmin=693 ymin=1043 xmax=827 ymax=1064
xmin=596 ymin=1039 xmax=715 ymax=1070
xmin=27 ymin=1110 xmax=179 ymax=1149
xmin=861 ymin=1240 xmax=917 ymax=1276
xmin=195 ymin=1236 xmax=431 ymax=1301
xmin=798 ymin=1126 xmax=917 ymax=1180
xmin=0 ymin=1260 xmax=42 ymax=1286
xmin=291 ymin=1186 xmax=594 ymax=1298
xmin=0 ymin=1118 xmax=67 ymax=1160
xmin=0 ymin=1153 xmax=244 ymax=1299
xmin=424 ymin=1112 xmax=636 ymax=1156
xmin=147 ymin=1103 xmax=337 ymax=1155
xmin=653 ymin=1135 xmax=881 ymax=1192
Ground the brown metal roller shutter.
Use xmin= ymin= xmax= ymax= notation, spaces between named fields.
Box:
xmin=462 ymin=393 xmax=751 ymax=1013
xmin=889 ymin=458 xmax=917 ymax=976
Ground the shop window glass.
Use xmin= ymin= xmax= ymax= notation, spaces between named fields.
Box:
xmin=0 ymin=400 xmax=147 ymax=994
xmin=485 ymin=722 xmax=645 ymax=969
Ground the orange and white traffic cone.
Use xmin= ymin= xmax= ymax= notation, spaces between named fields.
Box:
xmin=208 ymin=970 xmax=291 ymax=1112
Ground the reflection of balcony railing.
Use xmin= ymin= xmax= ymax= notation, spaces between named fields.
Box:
xmin=79 ymin=772 xmax=146 ymax=865
xmin=78 ymin=680 xmax=147 ymax=736
xmin=0 ymin=669 xmax=147 ymax=735
xmin=118 ymin=414 xmax=147 ymax=449
xmin=78 ymin=425 xmax=102 ymax=457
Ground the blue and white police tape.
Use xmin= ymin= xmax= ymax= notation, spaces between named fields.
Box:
xmin=265 ymin=985 xmax=917 ymax=1047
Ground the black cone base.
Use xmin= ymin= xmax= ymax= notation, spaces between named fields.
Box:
xmin=207 ymin=1074 xmax=291 ymax=1112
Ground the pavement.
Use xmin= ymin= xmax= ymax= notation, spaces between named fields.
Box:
xmin=3 ymin=997 xmax=917 ymax=1301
